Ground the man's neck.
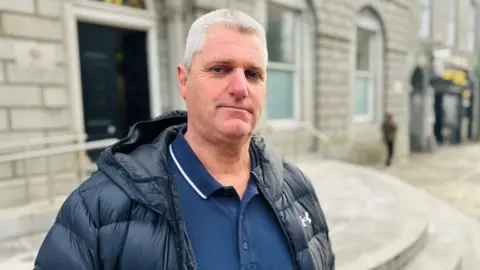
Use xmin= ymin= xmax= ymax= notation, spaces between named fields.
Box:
xmin=183 ymin=128 xmax=251 ymax=176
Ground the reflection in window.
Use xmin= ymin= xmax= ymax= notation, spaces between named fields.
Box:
xmin=446 ymin=0 xmax=457 ymax=46
xmin=266 ymin=3 xmax=297 ymax=121
xmin=418 ymin=0 xmax=431 ymax=38
xmin=94 ymin=0 xmax=146 ymax=9
xmin=354 ymin=77 xmax=370 ymax=116
xmin=266 ymin=69 xmax=294 ymax=120
xmin=267 ymin=3 xmax=295 ymax=63
xmin=468 ymin=2 xmax=476 ymax=52
xmin=354 ymin=24 xmax=377 ymax=119
xmin=356 ymin=28 xmax=372 ymax=71
xmin=443 ymin=95 xmax=458 ymax=125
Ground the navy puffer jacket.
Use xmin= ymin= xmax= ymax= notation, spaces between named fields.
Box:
xmin=34 ymin=111 xmax=335 ymax=270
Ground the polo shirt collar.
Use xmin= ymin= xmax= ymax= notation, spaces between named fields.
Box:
xmin=169 ymin=128 xmax=257 ymax=199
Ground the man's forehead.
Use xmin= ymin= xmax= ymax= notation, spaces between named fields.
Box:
xmin=207 ymin=28 xmax=263 ymax=50
xmin=199 ymin=45 xmax=266 ymax=69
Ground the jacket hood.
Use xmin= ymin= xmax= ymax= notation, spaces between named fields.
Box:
xmin=96 ymin=110 xmax=285 ymax=219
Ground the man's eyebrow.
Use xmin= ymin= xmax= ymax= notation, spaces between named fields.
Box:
xmin=205 ymin=59 xmax=234 ymax=66
xmin=249 ymin=64 xmax=263 ymax=71
xmin=205 ymin=59 xmax=264 ymax=71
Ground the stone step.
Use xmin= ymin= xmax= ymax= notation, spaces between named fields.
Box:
xmin=3 ymin=157 xmax=479 ymax=270
xmin=296 ymin=160 xmax=431 ymax=270
xmin=402 ymin=224 xmax=463 ymax=270
xmin=405 ymin=195 xmax=480 ymax=270
xmin=0 ymin=196 xmax=65 ymax=242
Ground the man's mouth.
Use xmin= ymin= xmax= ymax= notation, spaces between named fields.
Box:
xmin=219 ymin=106 xmax=253 ymax=114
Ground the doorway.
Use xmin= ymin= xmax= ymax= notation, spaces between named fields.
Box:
xmin=78 ymin=22 xmax=151 ymax=160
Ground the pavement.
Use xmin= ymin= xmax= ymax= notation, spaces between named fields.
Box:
xmin=376 ymin=143 xmax=480 ymax=221
xmin=1 ymin=157 xmax=430 ymax=270
xmin=0 ymin=233 xmax=43 ymax=270
xmin=2 ymin=144 xmax=480 ymax=269
xmin=297 ymin=159 xmax=430 ymax=270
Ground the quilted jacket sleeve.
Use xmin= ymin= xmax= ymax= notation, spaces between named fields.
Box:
xmin=300 ymin=170 xmax=336 ymax=270
xmin=34 ymin=190 xmax=100 ymax=270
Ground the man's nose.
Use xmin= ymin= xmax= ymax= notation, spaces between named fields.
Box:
xmin=228 ymin=69 xmax=248 ymax=98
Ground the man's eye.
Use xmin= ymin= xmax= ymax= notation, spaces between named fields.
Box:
xmin=211 ymin=66 xmax=228 ymax=73
xmin=245 ymin=70 xmax=260 ymax=80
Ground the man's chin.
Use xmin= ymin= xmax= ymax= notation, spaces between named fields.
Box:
xmin=218 ymin=121 xmax=253 ymax=139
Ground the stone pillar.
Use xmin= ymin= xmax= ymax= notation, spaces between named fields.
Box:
xmin=165 ymin=0 xmax=188 ymax=110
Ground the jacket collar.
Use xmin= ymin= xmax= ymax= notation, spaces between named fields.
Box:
xmin=97 ymin=110 xmax=285 ymax=223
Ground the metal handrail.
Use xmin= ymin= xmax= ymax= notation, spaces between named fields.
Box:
xmin=0 ymin=138 xmax=118 ymax=206
xmin=0 ymin=138 xmax=118 ymax=164
xmin=0 ymin=133 xmax=87 ymax=152
xmin=0 ymin=121 xmax=329 ymax=205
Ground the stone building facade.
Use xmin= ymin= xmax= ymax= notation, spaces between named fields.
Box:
xmin=410 ymin=0 xmax=479 ymax=150
xmin=312 ymin=0 xmax=415 ymax=163
xmin=0 ymin=0 xmax=416 ymax=207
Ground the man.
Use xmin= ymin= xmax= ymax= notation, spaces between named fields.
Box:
xmin=34 ymin=9 xmax=335 ymax=270
xmin=381 ymin=113 xmax=397 ymax=166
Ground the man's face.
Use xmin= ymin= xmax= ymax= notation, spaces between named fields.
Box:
xmin=177 ymin=24 xmax=266 ymax=140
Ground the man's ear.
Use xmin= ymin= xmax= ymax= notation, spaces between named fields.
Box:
xmin=177 ymin=64 xmax=188 ymax=100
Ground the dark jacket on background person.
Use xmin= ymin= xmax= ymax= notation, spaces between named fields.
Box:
xmin=382 ymin=119 xmax=397 ymax=142
xmin=34 ymin=110 xmax=335 ymax=270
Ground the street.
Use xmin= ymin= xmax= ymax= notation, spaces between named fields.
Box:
xmin=376 ymin=143 xmax=480 ymax=221
xmin=0 ymin=233 xmax=42 ymax=270
xmin=3 ymin=143 xmax=480 ymax=269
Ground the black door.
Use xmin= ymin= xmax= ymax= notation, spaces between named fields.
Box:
xmin=121 ymin=29 xmax=151 ymax=130
xmin=78 ymin=22 xmax=150 ymax=161
xmin=78 ymin=22 xmax=120 ymax=160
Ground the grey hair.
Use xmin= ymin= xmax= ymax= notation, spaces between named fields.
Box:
xmin=182 ymin=9 xmax=268 ymax=69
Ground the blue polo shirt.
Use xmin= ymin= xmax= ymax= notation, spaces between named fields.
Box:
xmin=167 ymin=129 xmax=294 ymax=270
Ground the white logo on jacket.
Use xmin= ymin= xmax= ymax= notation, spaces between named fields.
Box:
xmin=300 ymin=211 xmax=312 ymax=228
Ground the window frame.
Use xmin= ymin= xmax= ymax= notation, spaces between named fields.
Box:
xmin=353 ymin=36 xmax=376 ymax=121
xmin=418 ymin=0 xmax=432 ymax=39
xmin=353 ymin=10 xmax=382 ymax=122
xmin=468 ymin=1 xmax=477 ymax=53
xmin=265 ymin=3 xmax=302 ymax=128
xmin=446 ymin=0 xmax=457 ymax=47
xmin=93 ymin=0 xmax=150 ymax=10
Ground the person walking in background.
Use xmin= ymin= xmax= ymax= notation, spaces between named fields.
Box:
xmin=382 ymin=113 xmax=397 ymax=166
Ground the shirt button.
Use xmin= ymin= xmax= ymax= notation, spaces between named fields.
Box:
xmin=243 ymin=241 xmax=248 ymax=250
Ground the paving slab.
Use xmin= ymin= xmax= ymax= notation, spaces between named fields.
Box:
xmin=0 ymin=234 xmax=41 ymax=270
xmin=422 ymin=196 xmax=480 ymax=270
xmin=0 ymin=158 xmax=436 ymax=270
xmin=295 ymin=159 xmax=430 ymax=270
xmin=379 ymin=143 xmax=480 ymax=221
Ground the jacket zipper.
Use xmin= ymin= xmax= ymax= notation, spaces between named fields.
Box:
xmin=168 ymin=173 xmax=198 ymax=270
xmin=252 ymin=171 xmax=299 ymax=270
xmin=184 ymin=225 xmax=198 ymax=270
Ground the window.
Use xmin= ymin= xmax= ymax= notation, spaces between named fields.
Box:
xmin=94 ymin=0 xmax=146 ymax=9
xmin=266 ymin=3 xmax=297 ymax=122
xmin=354 ymin=28 xmax=374 ymax=118
xmin=446 ymin=0 xmax=457 ymax=46
xmin=418 ymin=0 xmax=431 ymax=38
xmin=468 ymin=2 xmax=477 ymax=52
xmin=354 ymin=9 xmax=382 ymax=121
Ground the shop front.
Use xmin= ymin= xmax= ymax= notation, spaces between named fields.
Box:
xmin=431 ymin=66 xmax=474 ymax=145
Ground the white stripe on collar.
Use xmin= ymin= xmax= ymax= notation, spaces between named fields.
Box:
xmin=169 ymin=143 xmax=208 ymax=199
